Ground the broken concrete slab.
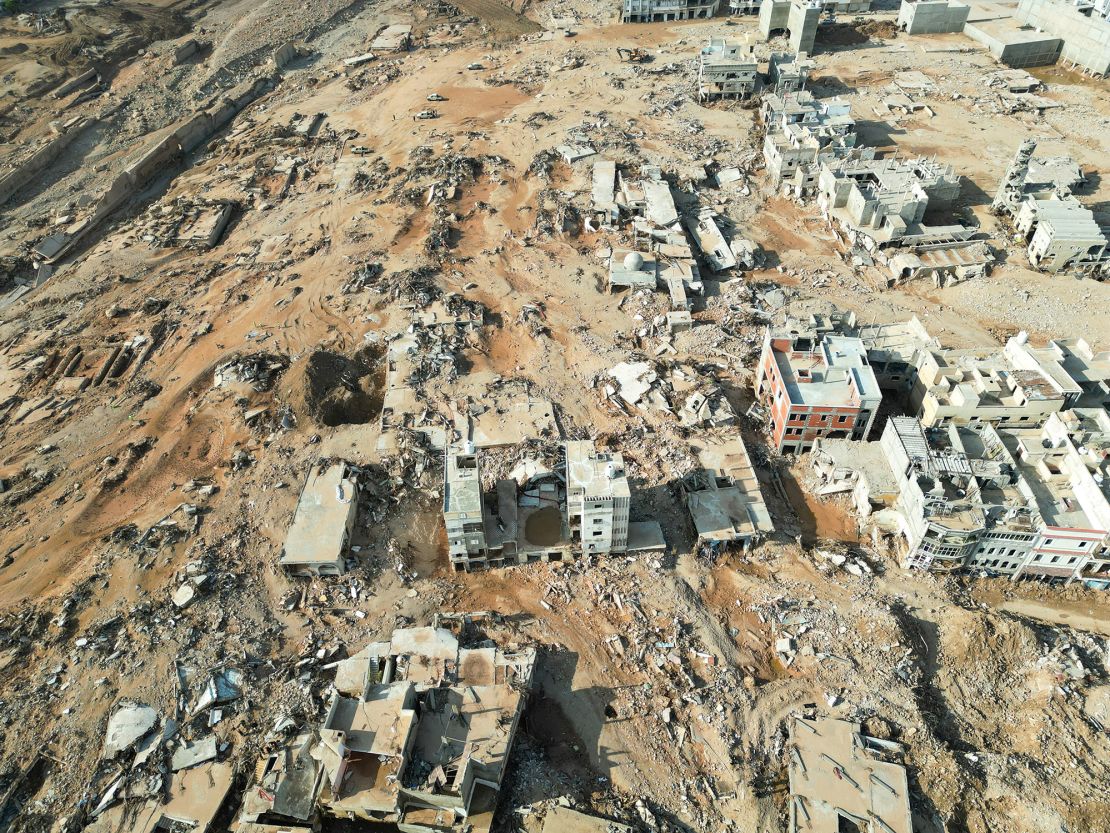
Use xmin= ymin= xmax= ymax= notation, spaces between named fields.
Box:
xmin=103 ymin=703 xmax=158 ymax=759
xmin=171 ymin=735 xmax=218 ymax=771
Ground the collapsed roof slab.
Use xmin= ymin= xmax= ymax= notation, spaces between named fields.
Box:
xmin=788 ymin=717 xmax=913 ymax=833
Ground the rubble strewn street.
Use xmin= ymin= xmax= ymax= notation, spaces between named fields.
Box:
xmin=0 ymin=1 xmax=1109 ymax=832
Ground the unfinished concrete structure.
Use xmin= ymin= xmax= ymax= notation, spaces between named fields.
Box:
xmin=697 ymin=38 xmax=759 ymax=101
xmin=762 ymin=91 xmax=860 ymax=192
xmin=622 ymin=0 xmax=721 ymax=22
xmin=1016 ymin=0 xmax=1110 ymax=75
xmin=817 ymin=156 xmax=966 ymax=248
xmin=759 ymin=0 xmax=824 ymax=54
xmin=683 ymin=435 xmax=775 ymax=549
xmin=279 ymin=462 xmax=358 ymax=576
xmin=897 ymin=0 xmax=970 ymax=34
xmin=766 ymin=50 xmax=815 ymax=94
xmin=755 ymin=324 xmax=882 ymax=454
xmin=881 ymin=415 xmax=1110 ymax=584
xmin=313 ymin=618 xmax=536 ymax=832
xmin=788 ymin=717 xmax=914 ymax=833
xmin=962 ymin=2 xmax=1064 ymax=68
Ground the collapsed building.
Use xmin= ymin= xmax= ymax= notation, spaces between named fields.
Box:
xmin=233 ymin=617 xmax=536 ymax=833
xmin=279 ymin=462 xmax=359 ymax=577
xmin=598 ymin=159 xmax=753 ymax=318
xmin=444 ymin=440 xmax=665 ymax=571
xmin=992 ymin=139 xmax=1109 ymax=276
xmin=682 ymin=434 xmax=775 ymax=550
xmin=788 ymin=716 xmax=914 ymax=833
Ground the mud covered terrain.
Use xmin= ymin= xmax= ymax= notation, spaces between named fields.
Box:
xmin=0 ymin=1 xmax=1108 ymax=832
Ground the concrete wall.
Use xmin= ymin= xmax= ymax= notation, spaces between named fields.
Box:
xmin=271 ymin=42 xmax=299 ymax=70
xmin=33 ymin=75 xmax=274 ymax=264
xmin=0 ymin=118 xmax=96 ymax=207
xmin=788 ymin=0 xmax=821 ymax=53
xmin=1016 ymin=0 xmax=1110 ymax=74
xmin=759 ymin=0 xmax=791 ymax=36
xmin=897 ymin=0 xmax=970 ymax=35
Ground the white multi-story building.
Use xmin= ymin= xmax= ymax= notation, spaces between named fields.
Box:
xmin=882 ymin=413 xmax=1110 ymax=586
xmin=623 ymin=0 xmax=720 ymax=23
xmin=566 ymin=440 xmax=631 ymax=553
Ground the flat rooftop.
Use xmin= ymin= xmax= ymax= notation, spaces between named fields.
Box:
xmin=566 ymin=440 xmax=630 ymax=499
xmin=445 ymin=448 xmax=482 ymax=515
xmin=773 ymin=335 xmax=880 ymax=408
xmin=789 ymin=717 xmax=913 ymax=833
xmin=280 ymin=463 xmax=356 ymax=567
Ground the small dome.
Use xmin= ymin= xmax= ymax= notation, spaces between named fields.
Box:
xmin=623 ymin=251 xmax=645 ymax=271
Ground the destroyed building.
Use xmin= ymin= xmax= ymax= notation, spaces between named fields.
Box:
xmin=755 ymin=323 xmax=882 ymax=454
xmin=697 ymin=37 xmax=759 ymax=101
xmin=619 ymin=166 xmax=680 ymax=231
xmin=622 ymin=0 xmax=721 ymax=23
xmin=879 ymin=414 xmax=1110 ymax=585
xmin=371 ymin=24 xmax=413 ymax=52
xmin=279 ymin=462 xmax=359 ymax=576
xmin=992 ymin=139 xmax=1109 ymax=276
xmin=788 ymin=716 xmax=914 ymax=833
xmin=762 ymin=90 xmax=860 ymax=192
xmin=443 ymin=440 xmax=664 ymax=571
xmin=591 ymin=159 xmax=619 ymax=227
xmin=682 ymin=435 xmax=775 ymax=550
xmin=232 ymin=619 xmax=535 ymax=833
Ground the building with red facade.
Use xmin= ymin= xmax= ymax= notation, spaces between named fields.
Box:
xmin=755 ymin=326 xmax=882 ymax=454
